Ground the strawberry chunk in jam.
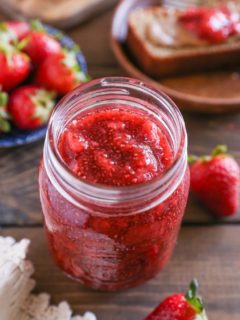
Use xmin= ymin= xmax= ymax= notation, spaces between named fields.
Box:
xmin=58 ymin=109 xmax=173 ymax=186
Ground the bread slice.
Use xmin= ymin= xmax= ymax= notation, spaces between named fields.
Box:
xmin=127 ymin=7 xmax=240 ymax=78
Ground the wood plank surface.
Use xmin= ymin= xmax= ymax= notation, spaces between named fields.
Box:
xmin=0 ymin=6 xmax=240 ymax=320
xmin=0 ymin=0 xmax=117 ymax=28
xmin=1 ymin=226 xmax=240 ymax=319
xmin=0 ymin=8 xmax=239 ymax=226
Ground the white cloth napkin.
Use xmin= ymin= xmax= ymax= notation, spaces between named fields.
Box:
xmin=0 ymin=236 xmax=97 ymax=320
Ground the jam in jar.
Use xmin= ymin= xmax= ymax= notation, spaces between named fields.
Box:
xmin=39 ymin=77 xmax=190 ymax=291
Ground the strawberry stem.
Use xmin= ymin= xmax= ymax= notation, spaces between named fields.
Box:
xmin=0 ymin=92 xmax=8 ymax=107
xmin=212 ymin=144 xmax=228 ymax=156
xmin=0 ymin=22 xmax=8 ymax=32
xmin=0 ymin=91 xmax=10 ymax=132
xmin=17 ymin=37 xmax=29 ymax=51
xmin=0 ymin=118 xmax=10 ymax=132
xmin=185 ymin=279 xmax=204 ymax=314
xmin=188 ymin=154 xmax=198 ymax=164
xmin=188 ymin=145 xmax=229 ymax=165
xmin=62 ymin=49 xmax=89 ymax=83
xmin=31 ymin=89 xmax=56 ymax=123
xmin=30 ymin=20 xmax=45 ymax=32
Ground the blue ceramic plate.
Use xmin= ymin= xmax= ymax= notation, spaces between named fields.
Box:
xmin=0 ymin=24 xmax=88 ymax=148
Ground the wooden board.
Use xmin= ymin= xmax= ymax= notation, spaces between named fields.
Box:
xmin=0 ymin=114 xmax=239 ymax=225
xmin=0 ymin=7 xmax=240 ymax=320
xmin=1 ymin=226 xmax=240 ymax=319
xmin=0 ymin=9 xmax=239 ymax=226
xmin=0 ymin=0 xmax=118 ymax=28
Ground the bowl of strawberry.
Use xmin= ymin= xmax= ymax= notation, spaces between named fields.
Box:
xmin=0 ymin=20 xmax=89 ymax=148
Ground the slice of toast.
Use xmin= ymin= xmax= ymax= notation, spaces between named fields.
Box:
xmin=127 ymin=7 xmax=240 ymax=78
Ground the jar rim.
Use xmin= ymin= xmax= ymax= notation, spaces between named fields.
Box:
xmin=44 ymin=77 xmax=188 ymax=208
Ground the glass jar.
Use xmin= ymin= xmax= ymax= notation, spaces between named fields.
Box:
xmin=39 ymin=77 xmax=190 ymax=291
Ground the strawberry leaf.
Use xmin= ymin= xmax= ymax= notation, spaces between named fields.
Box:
xmin=0 ymin=22 xmax=8 ymax=32
xmin=0 ymin=42 xmax=14 ymax=65
xmin=17 ymin=37 xmax=29 ymax=51
xmin=30 ymin=89 xmax=56 ymax=123
xmin=188 ymin=154 xmax=199 ymax=164
xmin=212 ymin=144 xmax=228 ymax=156
xmin=0 ymin=23 xmax=18 ymax=45
xmin=0 ymin=117 xmax=10 ymax=132
xmin=62 ymin=50 xmax=89 ymax=83
xmin=188 ymin=144 xmax=229 ymax=165
xmin=185 ymin=279 xmax=204 ymax=313
xmin=30 ymin=20 xmax=45 ymax=32
xmin=0 ymin=92 xmax=8 ymax=107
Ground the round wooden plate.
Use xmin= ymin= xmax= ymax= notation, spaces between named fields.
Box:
xmin=111 ymin=0 xmax=240 ymax=114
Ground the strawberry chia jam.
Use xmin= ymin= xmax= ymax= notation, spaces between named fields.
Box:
xmin=39 ymin=78 xmax=190 ymax=291
xmin=179 ymin=5 xmax=240 ymax=43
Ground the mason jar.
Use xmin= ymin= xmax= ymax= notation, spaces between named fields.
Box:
xmin=39 ymin=77 xmax=190 ymax=291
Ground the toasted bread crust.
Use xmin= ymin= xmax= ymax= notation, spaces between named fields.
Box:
xmin=127 ymin=8 xmax=240 ymax=78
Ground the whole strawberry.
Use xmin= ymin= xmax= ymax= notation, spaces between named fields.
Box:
xmin=0 ymin=91 xmax=11 ymax=133
xmin=8 ymin=85 xmax=56 ymax=130
xmin=189 ymin=145 xmax=240 ymax=217
xmin=6 ymin=21 xmax=30 ymax=40
xmin=0 ymin=21 xmax=30 ymax=44
xmin=23 ymin=21 xmax=61 ymax=65
xmin=145 ymin=279 xmax=208 ymax=320
xmin=35 ymin=49 xmax=88 ymax=95
xmin=0 ymin=43 xmax=30 ymax=91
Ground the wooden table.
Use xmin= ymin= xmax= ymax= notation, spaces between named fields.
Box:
xmin=0 ymin=8 xmax=240 ymax=320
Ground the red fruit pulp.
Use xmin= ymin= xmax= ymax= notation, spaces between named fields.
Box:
xmin=58 ymin=109 xmax=173 ymax=186
xmin=39 ymin=105 xmax=189 ymax=290
xmin=179 ymin=6 xmax=240 ymax=43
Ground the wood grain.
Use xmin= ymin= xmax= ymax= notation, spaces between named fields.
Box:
xmin=0 ymin=0 xmax=117 ymax=28
xmin=1 ymin=226 xmax=240 ymax=319
xmin=0 ymin=8 xmax=239 ymax=225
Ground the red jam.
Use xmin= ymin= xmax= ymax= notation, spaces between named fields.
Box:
xmin=58 ymin=109 xmax=173 ymax=186
xmin=39 ymin=78 xmax=190 ymax=291
xmin=179 ymin=5 xmax=240 ymax=43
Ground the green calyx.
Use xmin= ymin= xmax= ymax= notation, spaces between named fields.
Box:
xmin=0 ymin=22 xmax=27 ymax=51
xmin=0 ymin=41 xmax=14 ymax=65
xmin=30 ymin=19 xmax=45 ymax=32
xmin=0 ymin=91 xmax=11 ymax=133
xmin=188 ymin=155 xmax=199 ymax=165
xmin=31 ymin=19 xmax=63 ymax=42
xmin=0 ymin=22 xmax=8 ymax=32
xmin=0 ymin=117 xmax=10 ymax=132
xmin=62 ymin=49 xmax=90 ymax=83
xmin=188 ymin=145 xmax=229 ymax=165
xmin=31 ymin=89 xmax=56 ymax=123
xmin=16 ymin=37 xmax=29 ymax=51
xmin=0 ymin=91 xmax=8 ymax=107
xmin=211 ymin=145 xmax=228 ymax=156
xmin=185 ymin=279 xmax=208 ymax=320
xmin=186 ymin=279 xmax=203 ymax=313
xmin=0 ymin=39 xmax=28 ymax=66
xmin=0 ymin=22 xmax=17 ymax=44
